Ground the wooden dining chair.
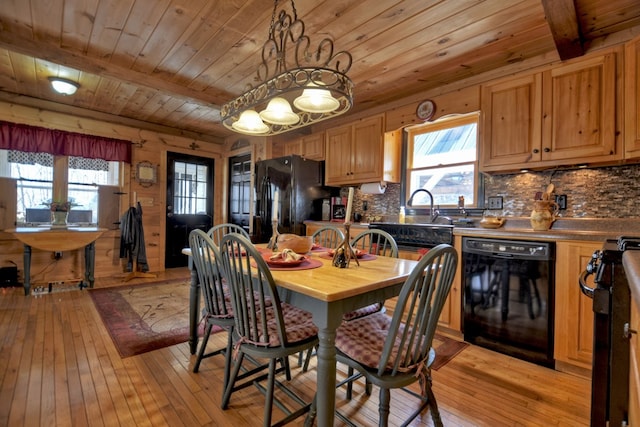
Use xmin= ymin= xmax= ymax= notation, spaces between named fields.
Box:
xmin=300 ymin=229 xmax=400 ymax=376
xmin=351 ymin=228 xmax=399 ymax=258
xmin=207 ymin=223 xmax=249 ymax=245
xmin=341 ymin=229 xmax=399 ymax=322
xmin=311 ymin=225 xmax=344 ymax=249
xmin=320 ymin=243 xmax=458 ymax=427
xmin=218 ymin=233 xmax=319 ymax=427
xmin=296 ymin=225 xmax=345 ymax=369
xmin=188 ymin=229 xmax=234 ymax=386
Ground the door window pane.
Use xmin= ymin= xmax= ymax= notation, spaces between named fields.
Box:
xmin=173 ymin=161 xmax=209 ymax=215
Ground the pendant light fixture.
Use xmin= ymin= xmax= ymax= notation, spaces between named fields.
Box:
xmin=259 ymin=97 xmax=300 ymax=125
xmin=221 ymin=0 xmax=354 ymax=136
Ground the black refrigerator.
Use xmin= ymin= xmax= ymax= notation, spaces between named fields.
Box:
xmin=253 ymin=155 xmax=334 ymax=243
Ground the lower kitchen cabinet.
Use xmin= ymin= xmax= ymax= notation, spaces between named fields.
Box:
xmin=399 ymin=239 xmax=462 ymax=335
xmin=554 ymin=240 xmax=599 ymax=375
xmin=437 ymin=236 xmax=463 ymax=334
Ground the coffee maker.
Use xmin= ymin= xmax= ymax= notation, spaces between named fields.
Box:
xmin=331 ymin=196 xmax=345 ymax=221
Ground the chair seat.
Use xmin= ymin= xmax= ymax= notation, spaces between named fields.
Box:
xmin=257 ymin=303 xmax=318 ymax=346
xmin=336 ymin=311 xmax=435 ymax=371
xmin=341 ymin=302 xmax=384 ymax=322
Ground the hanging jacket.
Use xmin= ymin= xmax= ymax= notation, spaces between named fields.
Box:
xmin=119 ymin=202 xmax=149 ymax=272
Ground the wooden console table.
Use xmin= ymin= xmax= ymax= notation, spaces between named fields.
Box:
xmin=8 ymin=227 xmax=107 ymax=295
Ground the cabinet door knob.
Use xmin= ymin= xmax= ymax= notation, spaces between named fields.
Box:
xmin=543 ymin=147 xmax=551 ymax=153
xmin=532 ymin=148 xmax=539 ymax=154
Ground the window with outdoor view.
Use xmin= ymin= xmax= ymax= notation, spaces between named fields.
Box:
xmin=172 ymin=161 xmax=209 ymax=215
xmin=405 ymin=113 xmax=478 ymax=207
xmin=0 ymin=149 xmax=121 ymax=224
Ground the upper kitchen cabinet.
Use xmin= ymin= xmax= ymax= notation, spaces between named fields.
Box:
xmin=481 ymin=51 xmax=621 ymax=172
xmin=283 ymin=133 xmax=325 ymax=161
xmin=543 ymin=53 xmax=618 ymax=162
xmin=625 ymin=35 xmax=640 ymax=158
xmin=480 ymin=74 xmax=543 ymax=168
xmin=325 ymin=114 xmax=400 ymax=186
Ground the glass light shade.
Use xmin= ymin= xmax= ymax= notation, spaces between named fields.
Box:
xmin=259 ymin=97 xmax=300 ymax=125
xmin=231 ymin=110 xmax=269 ymax=134
xmin=49 ymin=78 xmax=79 ymax=95
xmin=293 ymin=85 xmax=340 ymax=113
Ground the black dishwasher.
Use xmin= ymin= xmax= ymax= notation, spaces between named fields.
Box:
xmin=462 ymin=237 xmax=555 ymax=367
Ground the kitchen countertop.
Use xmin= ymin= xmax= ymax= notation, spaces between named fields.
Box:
xmin=309 ymin=218 xmax=640 ymax=306
xmin=307 ymin=218 xmax=640 ymax=243
xmin=623 ymin=252 xmax=640 ymax=308
xmin=451 ymin=217 xmax=638 ymax=242
xmin=304 ymin=221 xmax=370 ymax=230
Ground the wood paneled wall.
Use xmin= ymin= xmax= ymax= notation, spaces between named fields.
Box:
xmin=0 ymin=101 xmax=223 ymax=285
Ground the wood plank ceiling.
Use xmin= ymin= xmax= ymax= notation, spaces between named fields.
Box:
xmin=0 ymin=0 xmax=639 ymax=145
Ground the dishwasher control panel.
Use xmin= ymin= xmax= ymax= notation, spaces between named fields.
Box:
xmin=462 ymin=237 xmax=553 ymax=260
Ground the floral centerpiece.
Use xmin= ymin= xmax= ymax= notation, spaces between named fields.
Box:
xmin=42 ymin=199 xmax=79 ymax=226
xmin=44 ymin=200 xmax=74 ymax=212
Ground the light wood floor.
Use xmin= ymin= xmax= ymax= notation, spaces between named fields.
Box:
xmin=0 ymin=268 xmax=591 ymax=426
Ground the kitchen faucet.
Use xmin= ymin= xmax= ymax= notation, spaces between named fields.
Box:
xmin=406 ymin=188 xmax=438 ymax=223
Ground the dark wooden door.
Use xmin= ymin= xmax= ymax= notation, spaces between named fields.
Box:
xmin=165 ymin=152 xmax=214 ymax=268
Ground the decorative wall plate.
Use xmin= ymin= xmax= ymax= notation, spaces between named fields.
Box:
xmin=135 ymin=161 xmax=157 ymax=187
xmin=416 ymin=99 xmax=436 ymax=121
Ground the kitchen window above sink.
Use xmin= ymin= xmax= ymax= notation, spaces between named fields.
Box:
xmin=405 ymin=113 xmax=478 ymax=208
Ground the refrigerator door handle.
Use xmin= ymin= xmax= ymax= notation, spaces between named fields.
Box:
xmin=265 ymin=176 xmax=271 ymax=224
xmin=260 ymin=175 xmax=271 ymax=225
xmin=258 ymin=176 xmax=265 ymax=220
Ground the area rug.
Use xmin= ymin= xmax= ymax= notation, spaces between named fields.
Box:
xmin=89 ymin=279 xmax=215 ymax=358
xmin=431 ymin=334 xmax=469 ymax=370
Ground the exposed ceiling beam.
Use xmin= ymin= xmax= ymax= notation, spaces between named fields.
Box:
xmin=0 ymin=30 xmax=231 ymax=109
xmin=540 ymin=0 xmax=584 ymax=60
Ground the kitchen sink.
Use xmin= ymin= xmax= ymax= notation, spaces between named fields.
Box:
xmin=368 ymin=222 xmax=455 ymax=249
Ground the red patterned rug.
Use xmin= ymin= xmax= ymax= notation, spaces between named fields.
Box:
xmin=89 ymin=279 xmax=217 ymax=358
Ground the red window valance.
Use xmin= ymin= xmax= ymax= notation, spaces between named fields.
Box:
xmin=0 ymin=120 xmax=132 ymax=163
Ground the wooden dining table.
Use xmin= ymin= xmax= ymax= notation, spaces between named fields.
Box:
xmin=183 ymin=245 xmax=418 ymax=426
xmin=9 ymin=226 xmax=107 ymax=295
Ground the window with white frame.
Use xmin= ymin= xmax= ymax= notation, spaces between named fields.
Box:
xmin=405 ymin=113 xmax=478 ymax=207
xmin=0 ymin=149 xmax=121 ymax=224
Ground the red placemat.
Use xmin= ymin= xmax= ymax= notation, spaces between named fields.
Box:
xmin=261 ymin=257 xmax=323 ymax=271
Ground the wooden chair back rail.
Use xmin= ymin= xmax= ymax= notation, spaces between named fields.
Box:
xmin=351 ymin=229 xmax=399 ymax=258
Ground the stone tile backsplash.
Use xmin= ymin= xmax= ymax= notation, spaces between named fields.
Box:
xmin=343 ymin=164 xmax=640 ymax=220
